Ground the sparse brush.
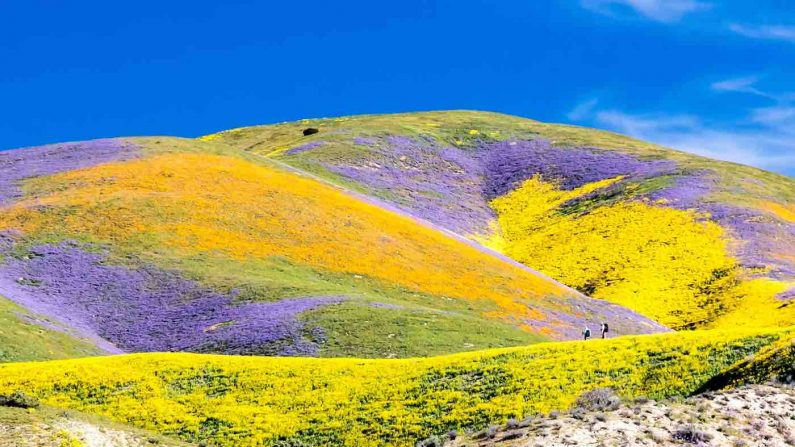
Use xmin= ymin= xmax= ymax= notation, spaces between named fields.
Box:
xmin=0 ymin=391 xmax=39 ymax=409
xmin=574 ymin=387 xmax=621 ymax=412
xmin=673 ymin=425 xmax=713 ymax=444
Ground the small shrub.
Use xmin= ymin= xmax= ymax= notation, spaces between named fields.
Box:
xmin=416 ymin=435 xmax=443 ymax=447
xmin=594 ymin=413 xmax=607 ymax=422
xmin=673 ymin=425 xmax=713 ymax=444
xmin=574 ymin=387 xmax=621 ymax=412
xmin=0 ymin=391 xmax=39 ymax=409
xmin=570 ymin=407 xmax=587 ymax=420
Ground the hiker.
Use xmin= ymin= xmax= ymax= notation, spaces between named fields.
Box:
xmin=601 ymin=322 xmax=609 ymax=339
xmin=582 ymin=326 xmax=591 ymax=340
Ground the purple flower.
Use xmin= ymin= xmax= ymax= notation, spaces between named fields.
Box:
xmin=325 ymin=136 xmax=494 ymax=235
xmin=480 ymin=139 xmax=676 ymax=198
xmin=353 ymin=136 xmax=377 ymax=146
xmin=0 ymin=139 xmax=140 ymax=205
xmin=778 ymin=287 xmax=795 ymax=301
xmin=286 ymin=141 xmax=326 ymax=155
xmin=0 ymin=241 xmax=343 ymax=355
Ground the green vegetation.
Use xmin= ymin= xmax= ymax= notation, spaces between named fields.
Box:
xmin=0 ymin=297 xmax=101 ymax=363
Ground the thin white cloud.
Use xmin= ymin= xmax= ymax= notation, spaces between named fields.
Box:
xmin=590 ymin=109 xmax=795 ymax=172
xmin=582 ymin=0 xmax=709 ymax=23
xmin=730 ymin=23 xmax=795 ymax=43
xmin=750 ymin=106 xmax=795 ymax=125
xmin=567 ymin=101 xmax=795 ymax=173
xmin=711 ymin=76 xmax=795 ymax=104
xmin=710 ymin=76 xmax=772 ymax=98
xmin=567 ymin=98 xmax=599 ymax=121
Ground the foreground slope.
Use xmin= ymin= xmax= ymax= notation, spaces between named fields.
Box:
xmin=0 ymin=404 xmax=189 ymax=447
xmin=0 ymin=328 xmax=792 ymax=446
xmin=0 ymin=137 xmax=660 ymax=358
xmin=203 ymin=111 xmax=795 ymax=330
xmin=445 ymin=384 xmax=795 ymax=447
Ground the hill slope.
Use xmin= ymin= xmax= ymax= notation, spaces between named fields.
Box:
xmin=203 ymin=111 xmax=795 ymax=330
xmin=0 ymin=327 xmax=791 ymax=446
xmin=0 ymin=135 xmax=661 ymax=359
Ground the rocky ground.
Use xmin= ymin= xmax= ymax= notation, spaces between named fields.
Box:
xmin=0 ymin=404 xmax=189 ymax=447
xmin=438 ymin=385 xmax=795 ymax=447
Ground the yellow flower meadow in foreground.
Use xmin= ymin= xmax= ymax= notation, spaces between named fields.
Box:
xmin=0 ymin=153 xmax=571 ymax=328
xmin=0 ymin=327 xmax=791 ymax=446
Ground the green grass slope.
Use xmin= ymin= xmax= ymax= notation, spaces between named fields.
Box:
xmin=0 ymin=296 xmax=101 ymax=362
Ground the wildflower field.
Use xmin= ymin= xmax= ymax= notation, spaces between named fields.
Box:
xmin=0 ymin=110 xmax=794 ymax=446
xmin=208 ymin=110 xmax=795 ymax=331
xmin=1 ymin=327 xmax=792 ymax=446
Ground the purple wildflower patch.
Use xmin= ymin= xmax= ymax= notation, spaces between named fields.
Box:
xmin=648 ymin=174 xmax=716 ymax=209
xmin=353 ymin=136 xmax=377 ymax=146
xmin=480 ymin=140 xmax=676 ymax=198
xmin=327 ymin=135 xmax=494 ymax=235
xmin=285 ymin=141 xmax=326 ymax=155
xmin=0 ymin=242 xmax=342 ymax=355
xmin=701 ymin=204 xmax=795 ymax=280
xmin=0 ymin=139 xmax=140 ymax=205
xmin=778 ymin=288 xmax=795 ymax=301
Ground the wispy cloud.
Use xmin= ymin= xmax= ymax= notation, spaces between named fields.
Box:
xmin=711 ymin=76 xmax=794 ymax=103
xmin=710 ymin=76 xmax=771 ymax=98
xmin=582 ymin=0 xmax=709 ymax=23
xmin=567 ymin=98 xmax=599 ymax=121
xmin=590 ymin=109 xmax=795 ymax=173
xmin=729 ymin=23 xmax=795 ymax=43
xmin=567 ymin=97 xmax=795 ymax=175
xmin=750 ymin=106 xmax=795 ymax=125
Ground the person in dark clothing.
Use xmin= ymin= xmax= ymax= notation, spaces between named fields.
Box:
xmin=582 ymin=326 xmax=591 ymax=340
xmin=600 ymin=322 xmax=609 ymax=339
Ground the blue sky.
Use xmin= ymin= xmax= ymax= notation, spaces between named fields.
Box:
xmin=2 ymin=0 xmax=794 ymax=176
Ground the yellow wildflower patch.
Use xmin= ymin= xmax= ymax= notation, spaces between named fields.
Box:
xmin=491 ymin=175 xmax=741 ymax=329
xmin=0 ymin=327 xmax=790 ymax=446
xmin=759 ymin=201 xmax=795 ymax=223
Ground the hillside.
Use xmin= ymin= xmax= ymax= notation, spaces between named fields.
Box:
xmin=0 ymin=133 xmax=662 ymax=360
xmin=203 ymin=111 xmax=795 ymax=330
xmin=0 ymin=327 xmax=792 ymax=446
xmin=0 ymin=110 xmax=794 ymax=447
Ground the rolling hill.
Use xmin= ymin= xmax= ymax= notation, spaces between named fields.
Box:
xmin=0 ymin=110 xmax=794 ymax=446
xmin=203 ymin=111 xmax=795 ymax=330
xmin=0 ymin=129 xmax=664 ymax=360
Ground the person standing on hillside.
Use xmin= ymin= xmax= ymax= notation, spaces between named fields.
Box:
xmin=582 ymin=326 xmax=591 ymax=340
xmin=600 ymin=322 xmax=609 ymax=339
